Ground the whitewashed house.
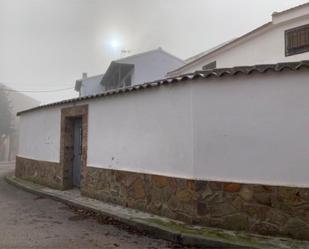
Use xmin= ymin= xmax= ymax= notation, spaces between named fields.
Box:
xmin=14 ymin=3 xmax=309 ymax=241
xmin=167 ymin=2 xmax=309 ymax=76
xmin=74 ymin=73 xmax=104 ymax=97
xmin=75 ymin=48 xmax=185 ymax=97
xmin=15 ymin=60 xmax=309 ymax=240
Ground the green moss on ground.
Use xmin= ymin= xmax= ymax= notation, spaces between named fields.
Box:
xmin=8 ymin=175 xmax=309 ymax=249
xmin=142 ymin=218 xmax=306 ymax=249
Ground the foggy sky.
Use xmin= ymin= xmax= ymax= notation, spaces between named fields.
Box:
xmin=0 ymin=0 xmax=308 ymax=104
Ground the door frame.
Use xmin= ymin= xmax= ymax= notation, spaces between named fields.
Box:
xmin=72 ymin=117 xmax=83 ymax=188
xmin=60 ymin=105 xmax=88 ymax=190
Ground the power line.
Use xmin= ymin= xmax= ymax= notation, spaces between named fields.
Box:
xmin=0 ymin=86 xmax=74 ymax=93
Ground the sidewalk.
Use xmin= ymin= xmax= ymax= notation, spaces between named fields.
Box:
xmin=6 ymin=175 xmax=309 ymax=249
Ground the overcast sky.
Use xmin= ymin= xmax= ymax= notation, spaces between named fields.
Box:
xmin=0 ymin=0 xmax=308 ymax=104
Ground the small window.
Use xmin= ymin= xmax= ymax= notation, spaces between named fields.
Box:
xmin=202 ymin=61 xmax=216 ymax=70
xmin=285 ymin=24 xmax=309 ymax=56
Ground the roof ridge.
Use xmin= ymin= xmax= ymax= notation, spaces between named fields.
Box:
xmin=184 ymin=38 xmax=238 ymax=64
xmin=115 ymin=48 xmax=160 ymax=62
xmin=157 ymin=48 xmax=185 ymax=64
xmin=115 ymin=47 xmax=184 ymax=63
xmin=167 ymin=22 xmax=273 ymax=76
xmin=18 ymin=60 xmax=309 ymax=116
xmin=115 ymin=47 xmax=184 ymax=65
xmin=272 ymin=2 xmax=309 ymax=16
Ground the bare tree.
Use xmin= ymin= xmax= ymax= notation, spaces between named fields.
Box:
xmin=0 ymin=88 xmax=13 ymax=159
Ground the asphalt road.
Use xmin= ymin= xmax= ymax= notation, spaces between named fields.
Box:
xmin=0 ymin=162 xmax=183 ymax=249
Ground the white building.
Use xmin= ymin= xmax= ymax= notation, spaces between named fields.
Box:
xmin=74 ymin=73 xmax=104 ymax=97
xmin=15 ymin=60 xmax=309 ymax=240
xmin=167 ymin=2 xmax=309 ymax=76
xmin=14 ymin=3 xmax=309 ymax=241
xmin=75 ymin=48 xmax=185 ymax=97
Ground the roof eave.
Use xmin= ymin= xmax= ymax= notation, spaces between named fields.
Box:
xmin=167 ymin=22 xmax=273 ymax=76
xmin=17 ymin=60 xmax=309 ymax=117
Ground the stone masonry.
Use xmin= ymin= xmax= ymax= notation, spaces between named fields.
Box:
xmin=15 ymin=105 xmax=89 ymax=190
xmin=15 ymin=156 xmax=62 ymax=189
xmin=82 ymin=166 xmax=309 ymax=241
xmin=60 ymin=105 xmax=88 ymax=190
xmin=15 ymin=102 xmax=309 ymax=240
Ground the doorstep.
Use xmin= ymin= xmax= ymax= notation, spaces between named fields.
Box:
xmin=5 ymin=175 xmax=309 ymax=249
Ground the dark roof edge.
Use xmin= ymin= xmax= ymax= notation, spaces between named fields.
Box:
xmin=100 ymin=61 xmax=134 ymax=86
xmin=17 ymin=60 xmax=309 ymax=116
xmin=74 ymin=80 xmax=82 ymax=92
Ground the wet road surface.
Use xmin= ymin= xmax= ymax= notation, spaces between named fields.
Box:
xmin=0 ymin=162 xmax=184 ymax=249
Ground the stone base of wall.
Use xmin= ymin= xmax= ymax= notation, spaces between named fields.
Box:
xmin=15 ymin=156 xmax=63 ymax=189
xmin=82 ymin=166 xmax=309 ymax=241
xmin=14 ymin=157 xmax=309 ymax=241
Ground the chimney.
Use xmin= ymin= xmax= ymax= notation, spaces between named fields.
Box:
xmin=82 ymin=72 xmax=87 ymax=80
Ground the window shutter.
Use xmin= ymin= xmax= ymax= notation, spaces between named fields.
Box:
xmin=285 ymin=24 xmax=309 ymax=56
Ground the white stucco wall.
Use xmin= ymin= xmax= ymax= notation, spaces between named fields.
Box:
xmin=88 ymin=83 xmax=193 ymax=178
xmin=182 ymin=16 xmax=309 ymax=74
xmin=78 ymin=50 xmax=185 ymax=97
xmin=192 ymin=71 xmax=309 ymax=187
xmin=18 ymin=69 xmax=309 ymax=187
xmin=118 ymin=49 xmax=185 ymax=85
xmin=18 ymin=107 xmax=61 ymax=162
xmin=80 ymin=74 xmax=104 ymax=97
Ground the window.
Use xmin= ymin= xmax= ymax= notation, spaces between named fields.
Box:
xmin=202 ymin=61 xmax=216 ymax=70
xmin=285 ymin=24 xmax=309 ymax=56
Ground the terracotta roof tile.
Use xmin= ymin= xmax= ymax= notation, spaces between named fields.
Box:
xmin=17 ymin=60 xmax=309 ymax=116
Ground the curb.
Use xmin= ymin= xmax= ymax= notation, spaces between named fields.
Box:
xmin=6 ymin=175 xmax=309 ymax=249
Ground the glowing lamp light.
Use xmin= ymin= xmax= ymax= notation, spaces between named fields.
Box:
xmin=109 ymin=39 xmax=121 ymax=49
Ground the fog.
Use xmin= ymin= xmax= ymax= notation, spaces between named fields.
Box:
xmin=0 ymin=0 xmax=307 ymax=104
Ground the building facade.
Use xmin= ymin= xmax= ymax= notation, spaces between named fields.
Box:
xmin=74 ymin=73 xmax=104 ymax=97
xmin=167 ymin=3 xmax=309 ymax=76
xmin=75 ymin=48 xmax=185 ymax=97
xmin=15 ymin=61 xmax=309 ymax=240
